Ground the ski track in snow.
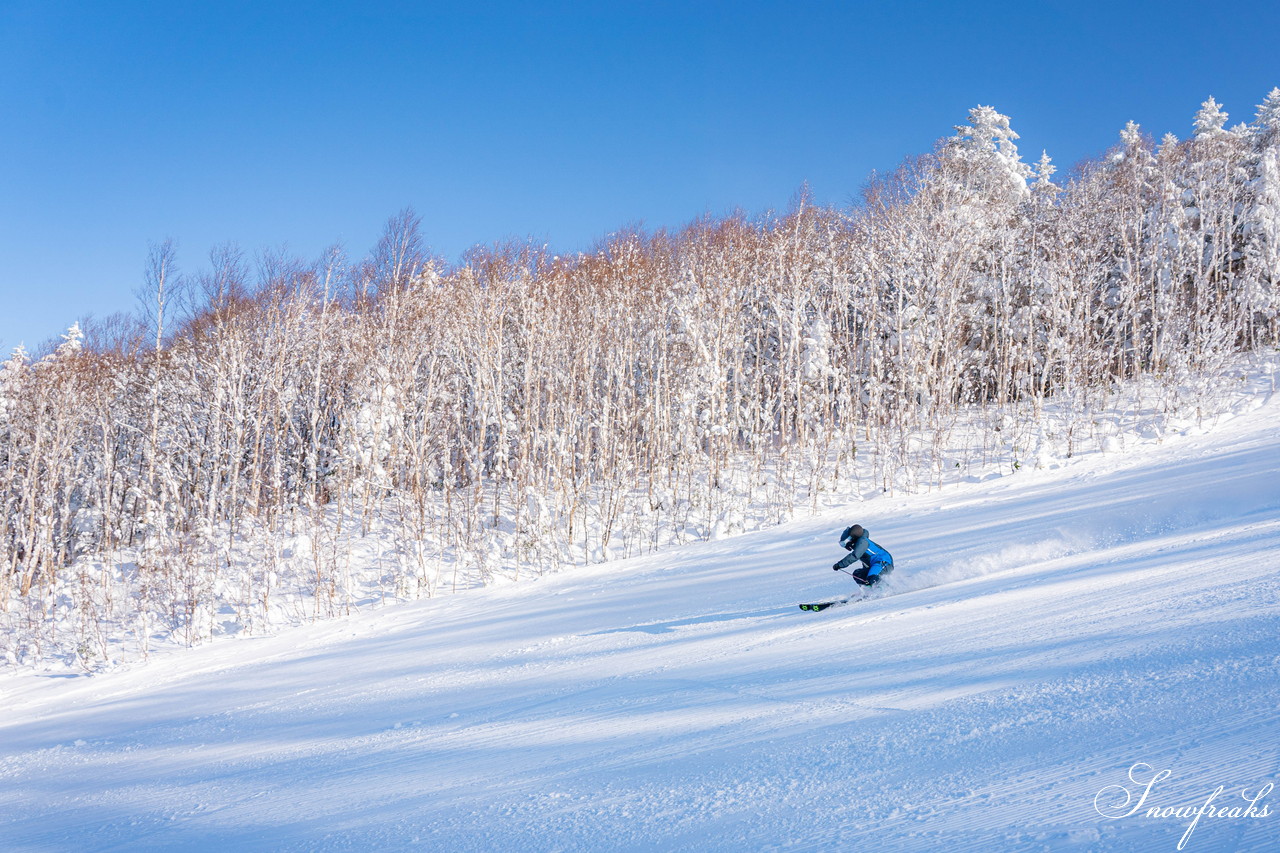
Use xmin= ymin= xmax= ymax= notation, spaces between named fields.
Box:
xmin=1 ymin=399 xmax=1279 ymax=851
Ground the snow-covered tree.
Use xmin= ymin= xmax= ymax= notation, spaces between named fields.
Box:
xmin=1031 ymin=150 xmax=1059 ymax=197
xmin=942 ymin=104 xmax=1033 ymax=207
xmin=1193 ymin=96 xmax=1230 ymax=140
xmin=1241 ymin=87 xmax=1280 ymax=342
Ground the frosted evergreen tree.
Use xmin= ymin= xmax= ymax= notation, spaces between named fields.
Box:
xmin=1111 ymin=121 xmax=1159 ymax=176
xmin=1256 ymin=87 xmax=1280 ymax=146
xmin=1241 ymin=87 xmax=1280 ymax=340
xmin=1181 ymin=95 xmax=1252 ymax=366
xmin=0 ymin=346 xmax=27 ymax=600
xmin=1119 ymin=120 xmax=1142 ymax=150
xmin=53 ymin=322 xmax=84 ymax=358
xmin=920 ymin=106 xmax=1037 ymax=408
xmin=0 ymin=346 xmax=30 ymax=497
xmin=944 ymin=105 xmax=1033 ymax=205
xmin=1031 ymin=150 xmax=1059 ymax=197
xmin=0 ymin=345 xmax=30 ymax=417
xmin=1193 ymin=96 xmax=1229 ymax=139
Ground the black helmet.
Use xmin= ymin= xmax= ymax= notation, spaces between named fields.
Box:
xmin=848 ymin=524 xmax=865 ymax=539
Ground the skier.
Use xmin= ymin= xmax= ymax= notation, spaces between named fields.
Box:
xmin=833 ymin=524 xmax=894 ymax=586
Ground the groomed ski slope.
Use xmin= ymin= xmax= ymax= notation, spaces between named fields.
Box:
xmin=2 ymin=396 xmax=1279 ymax=852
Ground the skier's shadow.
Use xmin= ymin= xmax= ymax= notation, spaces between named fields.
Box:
xmin=592 ymin=606 xmax=794 ymax=635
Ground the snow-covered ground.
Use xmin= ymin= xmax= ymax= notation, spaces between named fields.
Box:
xmin=1 ymin=390 xmax=1278 ymax=852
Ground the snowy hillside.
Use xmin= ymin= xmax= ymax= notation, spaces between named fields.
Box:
xmin=1 ymin=393 xmax=1278 ymax=852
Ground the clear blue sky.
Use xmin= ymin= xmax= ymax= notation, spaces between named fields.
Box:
xmin=3 ymin=0 xmax=1279 ymax=351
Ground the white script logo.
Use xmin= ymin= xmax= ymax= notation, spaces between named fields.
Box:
xmin=1094 ymin=763 xmax=1273 ymax=850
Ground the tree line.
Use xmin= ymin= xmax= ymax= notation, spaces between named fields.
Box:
xmin=2 ymin=90 xmax=1277 ymax=666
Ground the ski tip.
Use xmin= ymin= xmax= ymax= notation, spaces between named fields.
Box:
xmin=799 ymin=601 xmax=840 ymax=612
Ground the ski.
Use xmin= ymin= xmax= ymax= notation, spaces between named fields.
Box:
xmin=799 ymin=599 xmax=849 ymax=612
xmin=799 ymin=594 xmax=874 ymax=611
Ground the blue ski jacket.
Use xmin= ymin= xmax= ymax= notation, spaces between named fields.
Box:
xmin=840 ymin=526 xmax=893 ymax=570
